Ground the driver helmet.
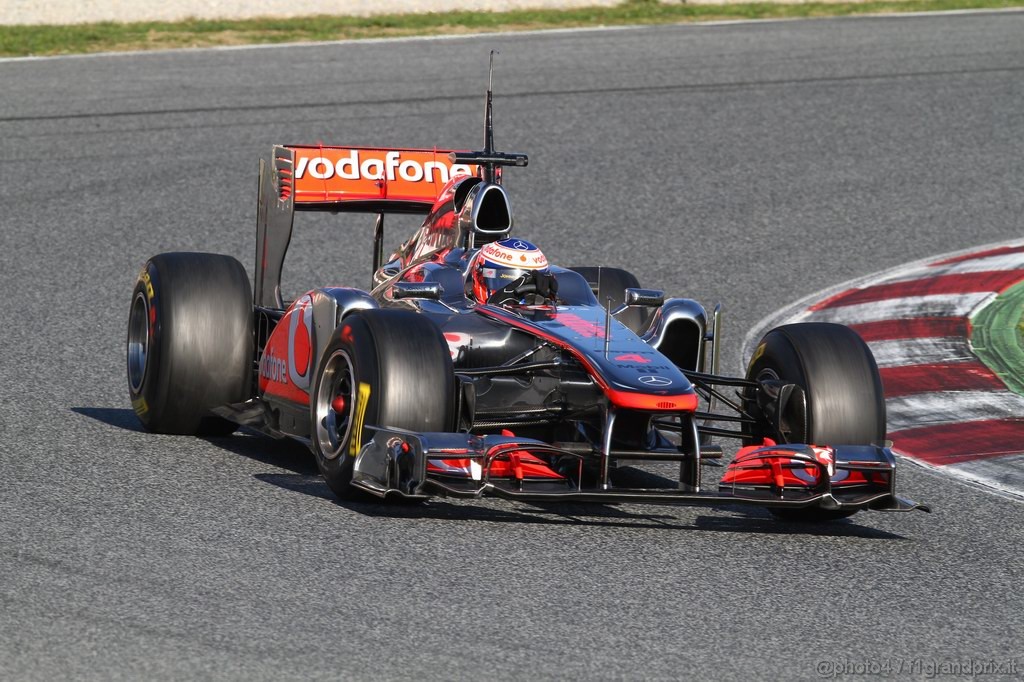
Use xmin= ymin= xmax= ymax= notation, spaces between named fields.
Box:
xmin=469 ymin=238 xmax=552 ymax=304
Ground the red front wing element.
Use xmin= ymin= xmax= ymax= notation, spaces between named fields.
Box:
xmin=721 ymin=440 xmax=893 ymax=493
xmin=427 ymin=451 xmax=566 ymax=481
xmin=427 ymin=430 xmax=566 ymax=481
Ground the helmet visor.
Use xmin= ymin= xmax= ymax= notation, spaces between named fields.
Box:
xmin=479 ymin=266 xmax=530 ymax=297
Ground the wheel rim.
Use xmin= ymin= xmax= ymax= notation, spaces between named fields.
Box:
xmin=755 ymin=367 xmax=805 ymax=443
xmin=127 ymin=291 xmax=149 ymax=393
xmin=315 ymin=349 xmax=356 ymax=460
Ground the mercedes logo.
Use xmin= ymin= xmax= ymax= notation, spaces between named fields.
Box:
xmin=639 ymin=375 xmax=672 ymax=386
xmin=511 ymin=240 xmax=530 ymax=250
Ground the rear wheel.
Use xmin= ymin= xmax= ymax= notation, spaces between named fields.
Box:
xmin=310 ymin=309 xmax=456 ymax=500
xmin=743 ymin=322 xmax=885 ymax=521
xmin=570 ymin=266 xmax=651 ymax=335
xmin=127 ymin=252 xmax=254 ymax=435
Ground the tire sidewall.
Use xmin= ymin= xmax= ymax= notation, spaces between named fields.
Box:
xmin=744 ymin=329 xmax=809 ymax=444
xmin=128 ymin=260 xmax=169 ymax=430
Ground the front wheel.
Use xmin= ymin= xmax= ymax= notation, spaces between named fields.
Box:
xmin=310 ymin=309 xmax=456 ymax=500
xmin=743 ymin=322 xmax=886 ymax=521
xmin=744 ymin=322 xmax=885 ymax=446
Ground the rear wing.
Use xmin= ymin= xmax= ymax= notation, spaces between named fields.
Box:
xmin=255 ymin=145 xmax=479 ymax=308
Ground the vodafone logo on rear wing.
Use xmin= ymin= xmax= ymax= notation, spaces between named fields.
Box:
xmin=287 ymin=146 xmax=479 ymax=205
xmin=295 ymin=149 xmax=474 ymax=183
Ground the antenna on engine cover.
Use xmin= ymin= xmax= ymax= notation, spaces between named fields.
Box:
xmin=484 ymin=50 xmax=496 ymax=179
xmin=449 ymin=51 xmax=528 ymax=185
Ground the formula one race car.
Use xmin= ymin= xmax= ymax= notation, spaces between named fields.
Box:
xmin=126 ymin=67 xmax=927 ymax=521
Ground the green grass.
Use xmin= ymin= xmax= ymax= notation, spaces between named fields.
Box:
xmin=1 ymin=0 xmax=1022 ymax=58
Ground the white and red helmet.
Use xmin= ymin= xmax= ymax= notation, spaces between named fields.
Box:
xmin=470 ymin=238 xmax=550 ymax=304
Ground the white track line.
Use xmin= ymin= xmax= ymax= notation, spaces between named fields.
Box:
xmin=886 ymin=391 xmax=1024 ymax=432
xmin=880 ymin=252 xmax=1024 ymax=280
xmin=867 ymin=337 xmax=975 ymax=368
xmin=948 ymin=454 xmax=1024 ymax=500
xmin=899 ymin=453 xmax=1024 ymax=503
xmin=794 ymin=292 xmax=993 ymax=326
xmin=865 ymin=254 xmax=1022 ymax=285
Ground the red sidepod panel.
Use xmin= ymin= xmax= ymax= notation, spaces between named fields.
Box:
xmin=259 ymin=294 xmax=315 ymax=406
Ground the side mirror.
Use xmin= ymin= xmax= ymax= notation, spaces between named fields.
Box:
xmin=622 ymin=288 xmax=665 ymax=308
xmin=392 ymin=282 xmax=442 ymax=301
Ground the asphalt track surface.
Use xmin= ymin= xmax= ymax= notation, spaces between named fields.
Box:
xmin=2 ymin=12 xmax=1023 ymax=681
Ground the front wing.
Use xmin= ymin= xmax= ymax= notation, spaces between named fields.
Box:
xmin=351 ymin=427 xmax=929 ymax=514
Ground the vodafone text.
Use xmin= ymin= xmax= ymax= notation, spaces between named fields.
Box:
xmin=260 ymin=352 xmax=287 ymax=383
xmin=295 ymin=150 xmax=473 ymax=184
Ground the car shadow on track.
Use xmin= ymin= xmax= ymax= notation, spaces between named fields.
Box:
xmin=71 ymin=407 xmax=148 ymax=432
xmin=73 ymin=408 xmax=904 ymax=539
xmin=252 ymin=467 xmax=905 ymax=540
xmin=72 ymin=406 xmax=319 ymax=472
xmin=336 ymin=499 xmax=904 ymax=538
xmin=206 ymin=430 xmax=320 ymax=475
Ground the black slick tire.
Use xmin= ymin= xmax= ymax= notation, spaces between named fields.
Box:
xmin=127 ymin=252 xmax=254 ymax=435
xmin=743 ymin=322 xmax=886 ymax=521
xmin=310 ymin=309 xmax=456 ymax=501
xmin=744 ymin=322 xmax=885 ymax=446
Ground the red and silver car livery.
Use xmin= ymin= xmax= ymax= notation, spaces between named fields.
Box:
xmin=125 ymin=67 xmax=927 ymax=522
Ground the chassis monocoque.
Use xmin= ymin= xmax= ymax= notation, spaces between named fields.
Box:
xmin=126 ymin=94 xmax=927 ymax=522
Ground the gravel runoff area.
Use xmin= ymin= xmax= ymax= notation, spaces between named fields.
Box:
xmin=2 ymin=0 xmax=625 ymax=26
